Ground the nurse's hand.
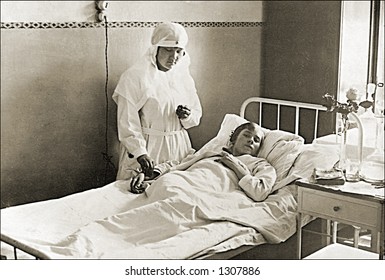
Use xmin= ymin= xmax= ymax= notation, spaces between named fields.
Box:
xmin=137 ymin=154 xmax=154 ymax=177
xmin=176 ymin=105 xmax=191 ymax=119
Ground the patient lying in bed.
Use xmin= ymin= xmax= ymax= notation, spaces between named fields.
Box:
xmin=4 ymin=117 xmax=316 ymax=259
xmin=131 ymin=122 xmax=277 ymax=202
xmin=27 ymin=122 xmax=288 ymax=259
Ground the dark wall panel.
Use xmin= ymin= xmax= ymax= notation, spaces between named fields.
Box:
xmin=262 ymin=1 xmax=341 ymax=137
xmin=1 ymin=28 xmax=120 ymax=207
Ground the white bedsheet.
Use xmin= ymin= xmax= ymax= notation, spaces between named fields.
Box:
xmin=1 ymin=157 xmax=301 ymax=259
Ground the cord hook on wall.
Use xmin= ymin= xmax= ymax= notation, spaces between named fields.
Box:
xmin=95 ymin=1 xmax=109 ymax=22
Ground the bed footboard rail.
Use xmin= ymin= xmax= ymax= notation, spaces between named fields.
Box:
xmin=1 ymin=234 xmax=50 ymax=260
xmin=240 ymin=97 xmax=327 ymax=140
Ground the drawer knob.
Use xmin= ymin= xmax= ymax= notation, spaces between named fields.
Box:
xmin=333 ymin=206 xmax=340 ymax=212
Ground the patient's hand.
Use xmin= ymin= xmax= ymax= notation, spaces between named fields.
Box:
xmin=130 ymin=172 xmax=158 ymax=194
xmin=130 ymin=173 xmax=145 ymax=194
xmin=216 ymin=152 xmax=250 ymax=180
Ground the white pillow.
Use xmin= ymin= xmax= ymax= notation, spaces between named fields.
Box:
xmin=287 ymin=143 xmax=340 ymax=179
xmin=258 ymin=130 xmax=304 ymax=190
xmin=197 ymin=114 xmax=304 ymax=191
xmin=272 ymin=143 xmax=341 ymax=191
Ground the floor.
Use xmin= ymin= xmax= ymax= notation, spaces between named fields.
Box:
xmin=338 ymin=226 xmax=374 ymax=252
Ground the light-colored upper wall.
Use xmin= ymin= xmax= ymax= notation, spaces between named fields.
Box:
xmin=1 ymin=1 xmax=264 ymax=22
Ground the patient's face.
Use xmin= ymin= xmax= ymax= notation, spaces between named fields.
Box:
xmin=231 ymin=127 xmax=262 ymax=156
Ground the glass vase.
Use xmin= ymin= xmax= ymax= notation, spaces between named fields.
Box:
xmin=337 ymin=113 xmax=360 ymax=182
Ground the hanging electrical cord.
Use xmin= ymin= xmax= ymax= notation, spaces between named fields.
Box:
xmin=101 ymin=15 xmax=116 ymax=184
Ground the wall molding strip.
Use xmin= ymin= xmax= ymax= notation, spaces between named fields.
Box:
xmin=0 ymin=21 xmax=264 ymax=29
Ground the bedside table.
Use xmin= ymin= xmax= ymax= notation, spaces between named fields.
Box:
xmin=296 ymin=179 xmax=384 ymax=259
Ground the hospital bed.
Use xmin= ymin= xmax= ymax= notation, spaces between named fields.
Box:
xmin=0 ymin=97 xmax=339 ymax=260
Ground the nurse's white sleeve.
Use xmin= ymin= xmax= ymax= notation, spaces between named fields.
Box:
xmin=238 ymin=160 xmax=277 ymax=202
xmin=115 ymin=95 xmax=147 ymax=159
xmin=180 ymin=74 xmax=202 ymax=129
xmin=180 ymin=96 xmax=202 ymax=129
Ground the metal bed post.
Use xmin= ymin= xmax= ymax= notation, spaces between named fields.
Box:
xmin=314 ymin=109 xmax=320 ymax=140
xmin=295 ymin=106 xmax=300 ymax=135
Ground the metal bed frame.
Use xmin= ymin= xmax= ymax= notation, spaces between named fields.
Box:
xmin=240 ymin=97 xmax=327 ymax=141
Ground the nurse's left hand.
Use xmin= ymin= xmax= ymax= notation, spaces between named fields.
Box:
xmin=176 ymin=105 xmax=191 ymax=119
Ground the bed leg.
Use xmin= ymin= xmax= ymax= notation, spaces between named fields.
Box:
xmin=13 ymin=247 xmax=18 ymax=260
xmin=297 ymin=213 xmax=303 ymax=259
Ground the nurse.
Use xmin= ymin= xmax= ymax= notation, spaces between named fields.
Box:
xmin=113 ymin=22 xmax=202 ymax=180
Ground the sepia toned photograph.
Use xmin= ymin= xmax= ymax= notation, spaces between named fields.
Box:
xmin=1 ymin=1 xmax=383 ymax=278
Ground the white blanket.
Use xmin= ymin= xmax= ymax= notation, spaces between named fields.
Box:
xmin=1 ymin=156 xmax=300 ymax=259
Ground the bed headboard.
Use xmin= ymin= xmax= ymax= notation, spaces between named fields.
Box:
xmin=240 ymin=97 xmax=328 ymax=142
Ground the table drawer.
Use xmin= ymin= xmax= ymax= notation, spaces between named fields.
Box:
xmin=299 ymin=188 xmax=381 ymax=229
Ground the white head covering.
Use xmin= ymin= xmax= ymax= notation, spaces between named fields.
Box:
xmin=151 ymin=22 xmax=188 ymax=49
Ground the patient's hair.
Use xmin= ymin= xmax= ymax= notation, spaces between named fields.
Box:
xmin=229 ymin=122 xmax=263 ymax=144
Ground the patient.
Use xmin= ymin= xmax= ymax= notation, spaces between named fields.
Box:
xmin=26 ymin=123 xmax=282 ymax=259
xmin=130 ymin=122 xmax=277 ymax=202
